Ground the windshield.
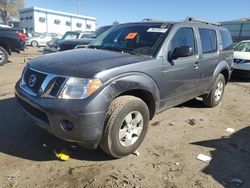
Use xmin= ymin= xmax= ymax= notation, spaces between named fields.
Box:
xmin=89 ymin=23 xmax=169 ymax=56
xmin=234 ymin=42 xmax=250 ymax=52
xmin=62 ymin=32 xmax=80 ymax=40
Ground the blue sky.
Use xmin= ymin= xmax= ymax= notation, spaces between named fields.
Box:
xmin=25 ymin=0 xmax=250 ymax=26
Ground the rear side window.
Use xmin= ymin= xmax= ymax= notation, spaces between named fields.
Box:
xmin=171 ymin=27 xmax=196 ymax=55
xmin=199 ymin=29 xmax=217 ymax=54
xmin=219 ymin=30 xmax=233 ymax=50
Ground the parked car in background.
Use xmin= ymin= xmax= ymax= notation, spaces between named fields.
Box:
xmin=15 ymin=18 xmax=233 ymax=158
xmin=59 ymin=25 xmax=113 ymax=51
xmin=25 ymin=32 xmax=33 ymax=38
xmin=0 ymin=28 xmax=25 ymax=66
xmin=26 ymin=33 xmax=61 ymax=47
xmin=233 ymin=40 xmax=250 ymax=78
xmin=0 ymin=24 xmax=12 ymax=28
xmin=43 ymin=31 xmax=93 ymax=54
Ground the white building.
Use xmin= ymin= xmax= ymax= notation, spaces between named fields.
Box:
xmin=20 ymin=7 xmax=97 ymax=35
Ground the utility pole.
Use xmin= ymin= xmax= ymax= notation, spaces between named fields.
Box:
xmin=76 ymin=0 xmax=79 ymax=14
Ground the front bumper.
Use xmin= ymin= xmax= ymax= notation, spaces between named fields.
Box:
xmin=15 ymin=81 xmax=109 ymax=149
xmin=233 ymin=63 xmax=250 ymax=78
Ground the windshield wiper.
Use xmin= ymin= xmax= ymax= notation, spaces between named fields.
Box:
xmin=88 ymin=45 xmax=102 ymax=49
xmin=89 ymin=45 xmax=139 ymax=56
xmin=102 ymin=46 xmax=139 ymax=55
xmin=101 ymin=46 xmax=123 ymax=52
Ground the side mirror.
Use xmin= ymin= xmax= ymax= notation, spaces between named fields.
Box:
xmin=170 ymin=46 xmax=193 ymax=60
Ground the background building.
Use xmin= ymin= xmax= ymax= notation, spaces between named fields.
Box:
xmin=20 ymin=7 xmax=97 ymax=35
xmin=221 ymin=18 xmax=250 ymax=44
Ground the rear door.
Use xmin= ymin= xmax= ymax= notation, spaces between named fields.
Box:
xmin=162 ymin=26 xmax=201 ymax=107
xmin=197 ymin=28 xmax=219 ymax=91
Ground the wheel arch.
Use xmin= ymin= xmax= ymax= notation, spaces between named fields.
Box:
xmin=220 ymin=69 xmax=229 ymax=84
xmin=117 ymin=89 xmax=156 ymax=120
xmin=211 ymin=60 xmax=230 ymax=86
xmin=0 ymin=42 xmax=11 ymax=55
xmin=100 ymin=73 xmax=161 ymax=120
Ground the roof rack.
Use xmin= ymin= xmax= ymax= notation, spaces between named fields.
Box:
xmin=185 ymin=17 xmax=221 ymax=27
xmin=142 ymin=18 xmax=156 ymax=22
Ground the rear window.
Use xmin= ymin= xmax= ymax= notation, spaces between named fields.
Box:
xmin=62 ymin=32 xmax=79 ymax=40
xmin=219 ymin=30 xmax=233 ymax=50
xmin=199 ymin=28 xmax=217 ymax=54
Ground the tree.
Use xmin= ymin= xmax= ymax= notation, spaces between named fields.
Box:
xmin=0 ymin=0 xmax=24 ymax=24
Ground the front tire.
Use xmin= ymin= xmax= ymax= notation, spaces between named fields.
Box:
xmin=31 ymin=41 xmax=38 ymax=48
xmin=203 ymin=73 xmax=226 ymax=107
xmin=0 ymin=47 xmax=8 ymax=66
xmin=100 ymin=96 xmax=150 ymax=158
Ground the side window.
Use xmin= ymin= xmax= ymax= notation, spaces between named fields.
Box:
xmin=219 ymin=30 xmax=233 ymax=50
xmin=171 ymin=27 xmax=196 ymax=55
xmin=199 ymin=28 xmax=217 ymax=54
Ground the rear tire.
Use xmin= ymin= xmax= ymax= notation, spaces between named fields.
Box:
xmin=31 ymin=41 xmax=38 ymax=48
xmin=100 ymin=96 xmax=150 ymax=158
xmin=0 ymin=47 xmax=8 ymax=66
xmin=203 ymin=73 xmax=225 ymax=107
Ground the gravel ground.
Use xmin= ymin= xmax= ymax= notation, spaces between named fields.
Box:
xmin=0 ymin=47 xmax=249 ymax=188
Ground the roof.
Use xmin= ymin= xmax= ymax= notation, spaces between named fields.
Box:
xmin=20 ymin=7 xmax=96 ymax=21
xmin=118 ymin=21 xmax=174 ymax=27
xmin=121 ymin=17 xmax=223 ymax=28
xmin=237 ymin=40 xmax=250 ymax=43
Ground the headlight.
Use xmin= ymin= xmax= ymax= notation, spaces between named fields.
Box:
xmin=59 ymin=77 xmax=102 ymax=99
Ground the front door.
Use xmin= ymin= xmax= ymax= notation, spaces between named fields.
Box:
xmin=162 ymin=27 xmax=201 ymax=107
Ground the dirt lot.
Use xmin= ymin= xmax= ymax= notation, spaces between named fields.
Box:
xmin=0 ymin=48 xmax=250 ymax=188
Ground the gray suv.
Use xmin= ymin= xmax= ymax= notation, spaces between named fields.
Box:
xmin=15 ymin=17 xmax=233 ymax=158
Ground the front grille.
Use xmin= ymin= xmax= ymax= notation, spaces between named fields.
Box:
xmin=23 ymin=68 xmax=47 ymax=94
xmin=234 ymin=59 xmax=250 ymax=64
xmin=49 ymin=77 xmax=66 ymax=97
xmin=21 ymin=67 xmax=66 ymax=98
xmin=16 ymin=95 xmax=49 ymax=124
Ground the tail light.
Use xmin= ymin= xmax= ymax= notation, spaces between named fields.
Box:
xmin=17 ymin=31 xmax=26 ymax=42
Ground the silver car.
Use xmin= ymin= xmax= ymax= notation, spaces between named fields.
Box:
xmin=233 ymin=40 xmax=250 ymax=78
xmin=26 ymin=33 xmax=61 ymax=47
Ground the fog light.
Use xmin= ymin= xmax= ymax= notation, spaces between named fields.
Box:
xmin=60 ymin=120 xmax=73 ymax=131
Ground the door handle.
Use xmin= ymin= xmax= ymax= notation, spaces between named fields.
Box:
xmin=193 ymin=62 xmax=199 ymax=69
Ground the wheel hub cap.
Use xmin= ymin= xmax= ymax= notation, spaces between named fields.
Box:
xmin=119 ymin=111 xmax=143 ymax=147
xmin=0 ymin=50 xmax=5 ymax=63
xmin=214 ymin=80 xmax=224 ymax=101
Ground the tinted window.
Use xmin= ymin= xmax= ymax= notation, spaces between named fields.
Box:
xmin=199 ymin=29 xmax=217 ymax=54
xmin=219 ymin=30 xmax=233 ymax=50
xmin=171 ymin=27 xmax=195 ymax=55
xmin=80 ymin=33 xmax=92 ymax=38
xmin=171 ymin=27 xmax=195 ymax=54
xmin=90 ymin=23 xmax=169 ymax=56
xmin=95 ymin=26 xmax=112 ymax=37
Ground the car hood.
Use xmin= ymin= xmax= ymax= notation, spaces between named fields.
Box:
xmin=234 ymin=51 xmax=250 ymax=60
xmin=48 ymin=38 xmax=62 ymax=47
xmin=29 ymin=48 xmax=152 ymax=78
